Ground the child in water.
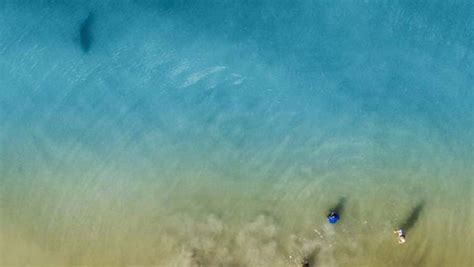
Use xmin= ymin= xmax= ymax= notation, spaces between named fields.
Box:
xmin=393 ymin=229 xmax=406 ymax=244
xmin=327 ymin=211 xmax=340 ymax=224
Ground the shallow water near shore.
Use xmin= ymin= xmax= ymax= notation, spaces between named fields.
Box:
xmin=1 ymin=1 xmax=473 ymax=266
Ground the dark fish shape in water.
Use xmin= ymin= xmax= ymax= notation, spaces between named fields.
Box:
xmin=79 ymin=13 xmax=94 ymax=53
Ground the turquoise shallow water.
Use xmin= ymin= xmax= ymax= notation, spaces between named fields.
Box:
xmin=1 ymin=1 xmax=473 ymax=266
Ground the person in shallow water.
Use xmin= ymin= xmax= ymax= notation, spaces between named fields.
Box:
xmin=393 ymin=229 xmax=406 ymax=244
xmin=327 ymin=211 xmax=340 ymax=224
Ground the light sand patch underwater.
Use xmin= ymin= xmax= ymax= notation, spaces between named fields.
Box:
xmin=1 ymin=158 xmax=472 ymax=266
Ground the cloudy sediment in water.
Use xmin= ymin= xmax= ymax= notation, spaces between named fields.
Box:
xmin=0 ymin=1 xmax=473 ymax=266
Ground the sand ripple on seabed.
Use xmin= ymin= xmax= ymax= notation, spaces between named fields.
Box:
xmin=158 ymin=213 xmax=344 ymax=267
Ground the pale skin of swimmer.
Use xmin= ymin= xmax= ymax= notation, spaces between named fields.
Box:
xmin=393 ymin=229 xmax=406 ymax=244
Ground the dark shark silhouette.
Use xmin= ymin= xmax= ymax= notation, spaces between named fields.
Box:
xmin=79 ymin=13 xmax=94 ymax=52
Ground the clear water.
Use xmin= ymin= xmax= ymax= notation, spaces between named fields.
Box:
xmin=1 ymin=1 xmax=473 ymax=266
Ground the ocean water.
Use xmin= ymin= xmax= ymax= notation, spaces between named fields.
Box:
xmin=0 ymin=1 xmax=473 ymax=266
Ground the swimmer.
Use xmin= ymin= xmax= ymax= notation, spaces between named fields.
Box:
xmin=302 ymin=257 xmax=310 ymax=267
xmin=393 ymin=229 xmax=406 ymax=244
xmin=327 ymin=211 xmax=340 ymax=224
